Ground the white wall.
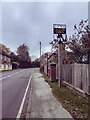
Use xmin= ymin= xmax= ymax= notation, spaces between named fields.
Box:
xmin=0 ymin=64 xmax=12 ymax=71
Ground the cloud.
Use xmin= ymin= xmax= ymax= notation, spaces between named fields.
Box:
xmin=1 ymin=2 xmax=88 ymax=60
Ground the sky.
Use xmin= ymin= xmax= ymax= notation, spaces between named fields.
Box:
xmin=1 ymin=1 xmax=89 ymax=60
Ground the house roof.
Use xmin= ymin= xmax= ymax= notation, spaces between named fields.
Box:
xmin=48 ymin=52 xmax=57 ymax=60
xmin=0 ymin=49 xmax=11 ymax=58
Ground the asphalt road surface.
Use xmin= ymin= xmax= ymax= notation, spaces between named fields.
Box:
xmin=1 ymin=68 xmax=38 ymax=118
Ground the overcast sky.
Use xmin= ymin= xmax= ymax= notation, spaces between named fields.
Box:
xmin=1 ymin=1 xmax=88 ymax=60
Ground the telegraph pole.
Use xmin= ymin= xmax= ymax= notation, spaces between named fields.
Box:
xmin=39 ymin=41 xmax=41 ymax=72
xmin=40 ymin=41 xmax=41 ymax=57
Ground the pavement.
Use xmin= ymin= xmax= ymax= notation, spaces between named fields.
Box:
xmin=26 ymin=71 xmax=73 ymax=119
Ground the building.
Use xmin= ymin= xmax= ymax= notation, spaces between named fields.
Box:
xmin=0 ymin=44 xmax=12 ymax=71
xmin=48 ymin=52 xmax=58 ymax=64
xmin=40 ymin=52 xmax=58 ymax=75
xmin=40 ymin=53 xmax=47 ymax=72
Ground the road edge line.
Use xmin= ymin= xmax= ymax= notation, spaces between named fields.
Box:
xmin=16 ymin=75 xmax=32 ymax=119
xmin=26 ymin=77 xmax=33 ymax=118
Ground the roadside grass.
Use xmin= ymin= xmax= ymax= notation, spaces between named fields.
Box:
xmin=43 ymin=73 xmax=88 ymax=119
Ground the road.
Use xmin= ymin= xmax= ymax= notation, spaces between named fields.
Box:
xmin=1 ymin=68 xmax=38 ymax=118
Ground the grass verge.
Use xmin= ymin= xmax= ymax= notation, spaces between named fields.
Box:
xmin=43 ymin=73 xmax=88 ymax=119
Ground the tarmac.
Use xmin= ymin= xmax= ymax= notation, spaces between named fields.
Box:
xmin=26 ymin=71 xmax=73 ymax=119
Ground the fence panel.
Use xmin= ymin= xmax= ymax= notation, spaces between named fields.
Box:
xmin=63 ymin=64 xmax=73 ymax=84
xmin=62 ymin=63 xmax=89 ymax=94
xmin=82 ymin=64 xmax=88 ymax=93
xmin=74 ymin=63 xmax=82 ymax=89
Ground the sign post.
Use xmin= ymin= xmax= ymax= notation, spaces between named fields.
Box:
xmin=53 ymin=24 xmax=66 ymax=87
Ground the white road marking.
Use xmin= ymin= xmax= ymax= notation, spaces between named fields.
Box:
xmin=16 ymin=75 xmax=32 ymax=119
xmin=0 ymin=69 xmax=27 ymax=81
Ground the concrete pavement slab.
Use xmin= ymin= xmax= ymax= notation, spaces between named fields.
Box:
xmin=26 ymin=72 xmax=73 ymax=119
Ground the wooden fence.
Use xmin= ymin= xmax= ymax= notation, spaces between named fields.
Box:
xmin=62 ymin=63 xmax=89 ymax=94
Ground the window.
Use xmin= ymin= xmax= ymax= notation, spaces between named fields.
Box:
xmin=8 ymin=58 xmax=10 ymax=62
xmin=4 ymin=64 xmax=6 ymax=68
xmin=0 ymin=54 xmax=2 ymax=59
xmin=0 ymin=64 xmax=2 ymax=68
xmin=4 ymin=56 xmax=6 ymax=60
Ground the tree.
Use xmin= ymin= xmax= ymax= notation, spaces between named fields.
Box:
xmin=50 ymin=39 xmax=58 ymax=53
xmin=67 ymin=37 xmax=84 ymax=63
xmin=50 ymin=39 xmax=67 ymax=64
xmin=17 ymin=43 xmax=31 ymax=68
xmin=68 ymin=19 xmax=90 ymax=63
xmin=17 ymin=43 xmax=31 ymax=62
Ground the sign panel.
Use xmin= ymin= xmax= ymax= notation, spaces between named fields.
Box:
xmin=54 ymin=28 xmax=66 ymax=34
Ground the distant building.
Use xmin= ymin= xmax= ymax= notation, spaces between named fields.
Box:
xmin=0 ymin=44 xmax=12 ymax=71
xmin=40 ymin=52 xmax=58 ymax=74
xmin=48 ymin=52 xmax=58 ymax=64
xmin=40 ymin=53 xmax=47 ymax=72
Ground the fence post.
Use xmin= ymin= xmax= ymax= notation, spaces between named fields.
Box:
xmin=74 ymin=63 xmax=76 ymax=88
